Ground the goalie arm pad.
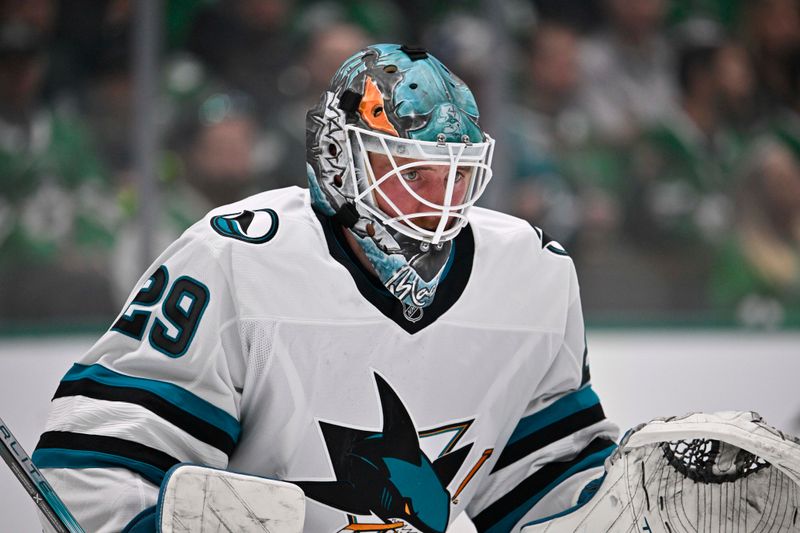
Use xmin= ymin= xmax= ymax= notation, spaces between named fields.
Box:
xmin=34 ymin=232 xmax=248 ymax=531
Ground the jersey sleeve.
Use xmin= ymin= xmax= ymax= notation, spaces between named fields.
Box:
xmin=33 ymin=227 xmax=246 ymax=532
xmin=467 ymin=258 xmax=619 ymax=533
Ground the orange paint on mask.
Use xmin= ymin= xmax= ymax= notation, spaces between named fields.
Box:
xmin=359 ymin=77 xmax=399 ymax=136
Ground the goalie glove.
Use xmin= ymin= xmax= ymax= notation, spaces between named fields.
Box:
xmin=523 ymin=411 xmax=800 ymax=533
xmin=159 ymin=465 xmax=305 ymax=533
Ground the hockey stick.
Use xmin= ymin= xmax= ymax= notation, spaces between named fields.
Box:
xmin=0 ymin=417 xmax=84 ymax=533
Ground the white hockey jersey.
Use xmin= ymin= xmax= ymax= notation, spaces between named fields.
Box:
xmin=34 ymin=186 xmax=617 ymax=533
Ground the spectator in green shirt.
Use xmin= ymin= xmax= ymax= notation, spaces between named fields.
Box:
xmin=0 ymin=20 xmax=120 ymax=322
xmin=712 ymin=140 xmax=800 ymax=327
xmin=625 ymin=36 xmax=747 ymax=311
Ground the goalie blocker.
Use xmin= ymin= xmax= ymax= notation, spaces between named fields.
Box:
xmin=122 ymin=465 xmax=305 ymax=533
xmin=524 ymin=411 xmax=800 ymax=533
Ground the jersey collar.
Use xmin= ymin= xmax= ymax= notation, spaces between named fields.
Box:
xmin=314 ymin=209 xmax=474 ymax=334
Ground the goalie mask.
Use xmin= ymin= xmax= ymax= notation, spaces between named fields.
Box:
xmin=306 ymin=44 xmax=494 ymax=310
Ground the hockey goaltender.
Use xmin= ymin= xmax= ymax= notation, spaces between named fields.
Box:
xmin=30 ymin=44 xmax=800 ymax=533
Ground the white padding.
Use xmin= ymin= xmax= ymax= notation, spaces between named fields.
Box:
xmin=159 ymin=465 xmax=305 ymax=533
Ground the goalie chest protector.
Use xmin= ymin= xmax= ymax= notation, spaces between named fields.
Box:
xmin=163 ymin=186 xmax=580 ymax=532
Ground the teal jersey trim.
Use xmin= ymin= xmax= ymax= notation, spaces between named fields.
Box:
xmin=61 ymin=364 xmax=240 ymax=443
xmin=33 ymin=448 xmax=168 ymax=486
xmin=485 ymin=445 xmax=615 ymax=533
xmin=508 ymin=387 xmax=600 ymax=446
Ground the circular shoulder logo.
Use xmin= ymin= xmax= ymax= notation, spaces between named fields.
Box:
xmin=210 ymin=208 xmax=279 ymax=244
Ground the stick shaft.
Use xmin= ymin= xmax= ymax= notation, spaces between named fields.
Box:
xmin=0 ymin=417 xmax=84 ymax=533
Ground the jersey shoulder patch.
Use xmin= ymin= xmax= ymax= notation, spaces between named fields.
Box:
xmin=532 ymin=225 xmax=569 ymax=256
xmin=210 ymin=208 xmax=279 ymax=244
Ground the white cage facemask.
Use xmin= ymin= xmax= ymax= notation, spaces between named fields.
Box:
xmin=346 ymin=125 xmax=494 ymax=246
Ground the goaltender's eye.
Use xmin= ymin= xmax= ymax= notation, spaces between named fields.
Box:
xmin=404 ymin=501 xmax=413 ymax=515
xmin=400 ymin=170 xmax=419 ymax=182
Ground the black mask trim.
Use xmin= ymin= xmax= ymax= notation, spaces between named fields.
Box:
xmin=338 ymin=89 xmax=363 ymax=114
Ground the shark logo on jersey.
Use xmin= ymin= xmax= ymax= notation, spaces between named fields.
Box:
xmin=210 ymin=208 xmax=279 ymax=244
xmin=294 ymin=373 xmax=492 ymax=533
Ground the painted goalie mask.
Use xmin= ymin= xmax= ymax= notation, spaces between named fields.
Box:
xmin=306 ymin=43 xmax=494 ymax=311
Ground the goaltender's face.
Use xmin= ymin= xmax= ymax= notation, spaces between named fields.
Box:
xmin=366 ymin=152 xmax=474 ymax=231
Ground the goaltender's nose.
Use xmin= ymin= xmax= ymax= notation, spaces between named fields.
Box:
xmin=409 ymin=167 xmax=461 ymax=231
xmin=416 ymin=167 xmax=454 ymax=207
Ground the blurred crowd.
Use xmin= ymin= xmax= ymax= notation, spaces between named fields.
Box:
xmin=1 ymin=0 xmax=800 ymax=328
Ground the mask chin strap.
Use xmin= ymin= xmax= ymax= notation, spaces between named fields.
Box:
xmin=431 ymin=141 xmax=466 ymax=245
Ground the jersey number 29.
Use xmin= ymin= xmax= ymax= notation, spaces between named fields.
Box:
xmin=111 ymin=265 xmax=210 ymax=358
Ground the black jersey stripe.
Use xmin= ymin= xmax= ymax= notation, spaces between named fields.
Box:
xmin=492 ymin=403 xmax=607 ymax=472
xmin=580 ymin=344 xmax=591 ymax=388
xmin=53 ymin=378 xmax=236 ymax=456
xmin=473 ymin=437 xmax=616 ymax=533
xmin=35 ymin=431 xmax=180 ymax=479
